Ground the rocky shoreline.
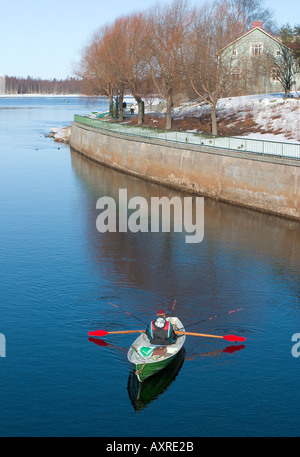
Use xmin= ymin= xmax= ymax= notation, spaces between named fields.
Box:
xmin=46 ymin=126 xmax=71 ymax=144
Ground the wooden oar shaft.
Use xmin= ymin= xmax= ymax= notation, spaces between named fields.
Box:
xmin=105 ymin=330 xmax=223 ymax=339
xmin=105 ymin=330 xmax=223 ymax=338
xmin=88 ymin=329 xmax=245 ymax=342
xmin=176 ymin=331 xmax=223 ymax=339
xmin=107 ymin=330 xmax=145 ymax=334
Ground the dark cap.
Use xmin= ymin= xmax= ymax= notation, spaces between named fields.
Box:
xmin=157 ymin=309 xmax=166 ymax=315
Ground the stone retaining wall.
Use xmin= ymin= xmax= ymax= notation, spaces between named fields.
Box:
xmin=70 ymin=122 xmax=300 ymax=220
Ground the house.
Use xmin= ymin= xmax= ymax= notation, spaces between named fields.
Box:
xmin=220 ymin=21 xmax=300 ymax=96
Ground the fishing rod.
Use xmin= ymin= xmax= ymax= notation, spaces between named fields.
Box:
xmin=171 ymin=299 xmax=176 ymax=312
xmin=106 ymin=302 xmax=243 ymax=335
xmin=107 ymin=302 xmax=148 ymax=326
xmin=181 ymin=308 xmax=244 ymax=330
xmin=109 ymin=299 xmax=177 ymax=325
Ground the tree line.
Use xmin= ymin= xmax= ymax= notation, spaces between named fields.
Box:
xmin=77 ymin=0 xmax=299 ymax=135
xmin=4 ymin=75 xmax=83 ymax=95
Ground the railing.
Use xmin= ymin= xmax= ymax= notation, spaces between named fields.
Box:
xmin=74 ymin=114 xmax=300 ymax=161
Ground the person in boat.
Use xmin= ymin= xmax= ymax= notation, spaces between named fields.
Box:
xmin=146 ymin=309 xmax=177 ymax=345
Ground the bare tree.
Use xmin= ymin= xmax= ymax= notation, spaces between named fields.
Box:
xmin=146 ymin=0 xmax=194 ymax=130
xmin=230 ymin=0 xmax=278 ymax=34
xmin=112 ymin=13 xmax=150 ymax=125
xmin=77 ymin=26 xmax=118 ymax=110
xmin=185 ymin=0 xmax=244 ymax=135
xmin=265 ymin=44 xmax=299 ymax=98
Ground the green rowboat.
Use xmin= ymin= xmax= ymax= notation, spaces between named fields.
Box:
xmin=127 ymin=317 xmax=186 ymax=382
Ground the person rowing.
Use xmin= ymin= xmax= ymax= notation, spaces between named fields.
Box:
xmin=145 ymin=309 xmax=177 ymax=345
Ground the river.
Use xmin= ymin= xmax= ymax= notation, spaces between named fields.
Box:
xmin=0 ymin=96 xmax=299 ymax=438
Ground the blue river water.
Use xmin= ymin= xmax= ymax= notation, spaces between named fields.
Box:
xmin=0 ymin=96 xmax=299 ymax=438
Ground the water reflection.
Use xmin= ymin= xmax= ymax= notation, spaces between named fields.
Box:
xmin=185 ymin=344 xmax=245 ymax=360
xmin=126 ymin=344 xmax=245 ymax=411
xmin=127 ymin=348 xmax=186 ymax=412
xmin=70 ymin=148 xmax=300 ymax=328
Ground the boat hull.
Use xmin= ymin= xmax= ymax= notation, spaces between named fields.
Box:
xmin=135 ymin=351 xmax=178 ymax=382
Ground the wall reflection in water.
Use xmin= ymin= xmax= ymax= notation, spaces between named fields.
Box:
xmin=70 ymin=148 xmax=300 ymax=329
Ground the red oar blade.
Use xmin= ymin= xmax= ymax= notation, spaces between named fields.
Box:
xmin=223 ymin=334 xmax=246 ymax=342
xmin=88 ymin=330 xmax=108 ymax=337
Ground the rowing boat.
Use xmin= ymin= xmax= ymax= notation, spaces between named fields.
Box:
xmin=127 ymin=317 xmax=186 ymax=382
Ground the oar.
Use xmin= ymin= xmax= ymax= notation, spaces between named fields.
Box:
xmin=175 ymin=331 xmax=245 ymax=342
xmin=88 ymin=329 xmax=246 ymax=342
xmin=88 ymin=329 xmax=145 ymax=337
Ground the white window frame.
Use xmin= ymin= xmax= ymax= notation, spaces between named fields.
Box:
xmin=250 ymin=43 xmax=263 ymax=55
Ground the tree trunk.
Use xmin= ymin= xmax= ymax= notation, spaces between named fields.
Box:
xmin=137 ymin=100 xmax=144 ymax=125
xmin=118 ymin=88 xmax=124 ymax=121
xmin=211 ymin=103 xmax=218 ymax=136
xmin=133 ymin=94 xmax=144 ymax=125
xmin=166 ymin=92 xmax=173 ymax=130
xmin=108 ymin=94 xmax=113 ymax=117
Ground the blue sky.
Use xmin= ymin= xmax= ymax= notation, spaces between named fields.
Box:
xmin=1 ymin=0 xmax=300 ymax=80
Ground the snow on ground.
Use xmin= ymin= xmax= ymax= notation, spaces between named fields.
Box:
xmin=49 ymin=92 xmax=300 ymax=151
xmin=173 ymin=92 xmax=300 ymax=144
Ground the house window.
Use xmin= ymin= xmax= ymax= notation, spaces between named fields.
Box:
xmin=232 ymin=49 xmax=237 ymax=56
xmin=276 ymin=49 xmax=281 ymax=56
xmin=231 ymin=68 xmax=241 ymax=81
xmin=271 ymin=67 xmax=280 ymax=81
xmin=250 ymin=43 xmax=263 ymax=55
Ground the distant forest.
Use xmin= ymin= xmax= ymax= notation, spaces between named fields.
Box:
xmin=4 ymin=76 xmax=83 ymax=94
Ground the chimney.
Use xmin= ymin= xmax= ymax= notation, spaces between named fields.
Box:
xmin=251 ymin=21 xmax=263 ymax=30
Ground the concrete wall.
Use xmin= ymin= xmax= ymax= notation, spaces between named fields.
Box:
xmin=70 ymin=122 xmax=300 ymax=220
